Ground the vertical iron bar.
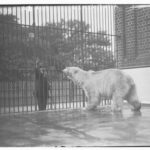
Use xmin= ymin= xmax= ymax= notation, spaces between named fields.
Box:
xmin=52 ymin=6 xmax=57 ymax=110
xmin=104 ymin=6 xmax=108 ymax=70
xmin=74 ymin=6 xmax=78 ymax=108
xmin=48 ymin=5 xmax=52 ymax=98
xmin=0 ymin=81 xmax=1 ymax=113
xmin=0 ymin=82 xmax=2 ymax=114
xmin=93 ymin=6 xmax=96 ymax=70
xmin=89 ymin=6 xmax=93 ymax=68
xmin=98 ymin=5 xmax=102 ymax=106
xmin=96 ymin=5 xmax=98 ymax=68
xmin=35 ymin=7 xmax=39 ymax=111
xmin=15 ymin=6 xmax=20 ymax=113
xmin=7 ymin=7 xmax=10 ymax=45
xmin=1 ymin=7 xmax=5 ymax=113
xmin=11 ymin=7 xmax=15 ymax=113
xmin=71 ymin=6 xmax=74 ymax=109
xmin=22 ymin=70 xmax=24 ymax=112
xmin=77 ymin=6 xmax=80 ymax=108
xmin=41 ymin=7 xmax=44 ymax=114
xmin=8 ymin=82 xmax=10 ymax=113
xmin=6 ymin=7 xmax=10 ymax=113
xmin=17 ymin=71 xmax=20 ymax=113
xmin=56 ymin=6 xmax=60 ymax=110
xmin=3 ymin=81 xmax=5 ymax=114
xmin=109 ymin=5 xmax=113 ymax=105
xmin=2 ymin=7 xmax=5 ymax=46
xmin=63 ymin=6 xmax=67 ymax=109
xmin=87 ymin=6 xmax=91 ymax=69
xmin=107 ymin=6 xmax=110 ymax=70
xmin=80 ymin=5 xmax=85 ymax=108
xmin=32 ymin=5 xmax=35 ymax=111
xmin=102 ymin=6 xmax=105 ymax=71
xmin=12 ymin=80 xmax=15 ymax=113
xmin=59 ymin=6 xmax=64 ymax=109
xmin=101 ymin=6 xmax=104 ymax=105
xmin=105 ymin=6 xmax=109 ymax=105
xmin=21 ymin=6 xmax=25 ymax=112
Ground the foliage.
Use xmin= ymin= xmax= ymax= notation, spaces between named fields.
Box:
xmin=0 ymin=14 xmax=115 ymax=80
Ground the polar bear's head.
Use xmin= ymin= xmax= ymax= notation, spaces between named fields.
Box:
xmin=62 ymin=67 xmax=86 ymax=85
xmin=63 ymin=67 xmax=82 ymax=79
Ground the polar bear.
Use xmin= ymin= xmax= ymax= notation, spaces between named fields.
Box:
xmin=63 ymin=67 xmax=141 ymax=112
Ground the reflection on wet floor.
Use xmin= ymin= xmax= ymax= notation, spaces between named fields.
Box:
xmin=0 ymin=106 xmax=150 ymax=146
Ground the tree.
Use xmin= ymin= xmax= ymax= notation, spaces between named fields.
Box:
xmin=0 ymin=14 xmax=115 ymax=80
xmin=36 ymin=19 xmax=115 ymax=71
xmin=54 ymin=20 xmax=115 ymax=70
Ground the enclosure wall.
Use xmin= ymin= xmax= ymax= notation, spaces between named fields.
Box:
xmin=123 ymin=67 xmax=150 ymax=104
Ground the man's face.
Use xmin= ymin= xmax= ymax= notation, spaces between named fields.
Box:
xmin=39 ymin=67 xmax=47 ymax=77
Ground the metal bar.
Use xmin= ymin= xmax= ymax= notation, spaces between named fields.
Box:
xmin=3 ymin=81 xmax=6 ymax=114
xmin=59 ymin=6 xmax=64 ymax=109
xmin=17 ymin=73 xmax=19 ymax=113
xmin=30 ymin=72 xmax=32 ymax=112
xmin=104 ymin=6 xmax=108 ymax=105
xmin=8 ymin=82 xmax=10 ymax=113
xmin=104 ymin=6 xmax=108 ymax=70
xmin=109 ymin=5 xmax=113 ymax=105
xmin=6 ymin=7 xmax=10 ymax=113
xmin=21 ymin=71 xmax=24 ymax=112
xmin=56 ymin=6 xmax=60 ymax=110
xmin=35 ymin=7 xmax=40 ymax=111
xmin=12 ymin=81 xmax=15 ymax=113
xmin=63 ymin=7 xmax=67 ymax=109
xmin=107 ymin=6 xmax=111 ymax=67
xmin=80 ymin=5 xmax=86 ymax=108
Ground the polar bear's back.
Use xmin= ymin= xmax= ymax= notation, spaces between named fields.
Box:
xmin=86 ymin=69 xmax=135 ymax=98
xmin=90 ymin=69 xmax=134 ymax=84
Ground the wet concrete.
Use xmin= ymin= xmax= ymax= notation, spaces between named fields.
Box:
xmin=0 ymin=105 xmax=150 ymax=147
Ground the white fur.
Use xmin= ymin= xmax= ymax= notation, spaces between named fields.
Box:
xmin=63 ymin=67 xmax=141 ymax=112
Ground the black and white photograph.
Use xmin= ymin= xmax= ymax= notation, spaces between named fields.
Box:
xmin=0 ymin=0 xmax=150 ymax=147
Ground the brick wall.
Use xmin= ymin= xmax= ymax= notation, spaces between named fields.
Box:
xmin=115 ymin=5 xmax=150 ymax=68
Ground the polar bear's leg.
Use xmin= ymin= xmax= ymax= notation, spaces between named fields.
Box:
xmin=116 ymin=97 xmax=123 ymax=112
xmin=83 ymin=88 xmax=91 ymax=103
xmin=85 ymin=91 xmax=99 ymax=110
xmin=86 ymin=96 xmax=99 ymax=110
xmin=112 ymin=93 xmax=123 ymax=112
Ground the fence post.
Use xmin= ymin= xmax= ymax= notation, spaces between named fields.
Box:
xmin=80 ymin=5 xmax=86 ymax=107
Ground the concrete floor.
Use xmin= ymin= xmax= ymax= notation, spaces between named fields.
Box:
xmin=0 ymin=105 xmax=150 ymax=147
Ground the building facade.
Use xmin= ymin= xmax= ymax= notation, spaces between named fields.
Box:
xmin=115 ymin=5 xmax=150 ymax=68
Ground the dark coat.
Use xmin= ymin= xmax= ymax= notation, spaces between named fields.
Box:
xmin=35 ymin=68 xmax=50 ymax=110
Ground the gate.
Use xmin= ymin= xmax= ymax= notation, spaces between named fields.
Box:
xmin=0 ymin=5 xmax=117 ymax=114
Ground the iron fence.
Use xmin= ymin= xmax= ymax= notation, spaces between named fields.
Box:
xmin=0 ymin=5 xmax=116 ymax=114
